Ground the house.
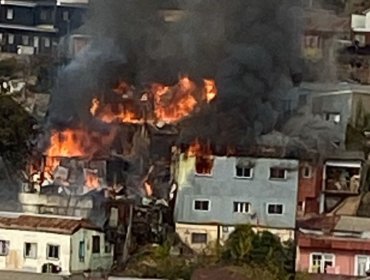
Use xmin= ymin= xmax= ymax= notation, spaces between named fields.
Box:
xmin=0 ymin=212 xmax=113 ymax=275
xmin=297 ymin=215 xmax=370 ymax=277
xmin=0 ymin=0 xmax=88 ymax=55
xmin=174 ymin=154 xmax=299 ymax=250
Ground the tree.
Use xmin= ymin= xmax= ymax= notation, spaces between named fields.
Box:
xmin=0 ymin=96 xmax=35 ymax=169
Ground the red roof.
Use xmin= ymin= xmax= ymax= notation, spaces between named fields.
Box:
xmin=0 ymin=214 xmax=101 ymax=235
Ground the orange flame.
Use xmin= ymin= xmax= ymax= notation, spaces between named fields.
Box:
xmin=204 ymin=79 xmax=217 ymax=103
xmin=85 ymin=170 xmax=100 ymax=189
xmin=144 ymin=181 xmax=153 ymax=197
xmin=153 ymin=76 xmax=198 ymax=123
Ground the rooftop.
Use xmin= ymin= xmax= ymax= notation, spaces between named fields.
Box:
xmin=0 ymin=212 xmax=101 ymax=234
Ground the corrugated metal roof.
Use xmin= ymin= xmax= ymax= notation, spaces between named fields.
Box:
xmin=0 ymin=213 xmax=101 ymax=234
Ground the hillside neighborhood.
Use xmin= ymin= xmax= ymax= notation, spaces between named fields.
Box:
xmin=3 ymin=0 xmax=370 ymax=279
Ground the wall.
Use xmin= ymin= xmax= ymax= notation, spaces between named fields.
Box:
xmin=298 ymin=162 xmax=322 ymax=216
xmin=0 ymin=228 xmax=71 ymax=274
xmin=350 ymin=92 xmax=370 ymax=129
xmin=0 ymin=5 xmax=35 ymax=26
xmin=71 ymin=229 xmax=113 ymax=273
xmin=174 ymin=156 xmax=299 ymax=229
xmin=298 ymin=248 xmax=356 ymax=276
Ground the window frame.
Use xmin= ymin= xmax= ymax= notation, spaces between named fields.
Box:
xmin=193 ymin=199 xmax=211 ymax=212
xmin=233 ymin=201 xmax=251 ymax=213
xmin=302 ymin=165 xmax=312 ymax=179
xmin=78 ymin=240 xmax=85 ymax=262
xmin=355 ymin=255 xmax=370 ymax=276
xmin=269 ymin=167 xmax=287 ymax=180
xmin=235 ymin=165 xmax=253 ymax=179
xmin=62 ymin=10 xmax=69 ymax=21
xmin=194 ymin=156 xmax=214 ymax=177
xmin=46 ymin=244 xmax=60 ymax=260
xmin=92 ymin=235 xmax=100 ymax=254
xmin=0 ymin=240 xmax=9 ymax=256
xmin=191 ymin=233 xmax=208 ymax=244
xmin=104 ymin=236 xmax=112 ymax=254
xmin=309 ymin=252 xmax=335 ymax=274
xmin=43 ymin=37 xmax=51 ymax=48
xmin=8 ymin=34 xmax=14 ymax=45
xmin=24 ymin=242 xmax=37 ymax=259
xmin=266 ymin=203 xmax=284 ymax=215
xmin=6 ymin=8 xmax=13 ymax=20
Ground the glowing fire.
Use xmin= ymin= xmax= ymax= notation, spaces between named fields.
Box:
xmin=46 ymin=128 xmax=117 ymax=158
xmin=85 ymin=170 xmax=100 ymax=189
xmin=204 ymin=79 xmax=217 ymax=103
xmin=153 ymin=77 xmax=198 ymax=123
xmin=91 ymin=102 xmax=143 ymax=124
xmin=144 ymin=181 xmax=153 ymax=197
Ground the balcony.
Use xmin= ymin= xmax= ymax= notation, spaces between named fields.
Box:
xmin=323 ymin=162 xmax=361 ymax=194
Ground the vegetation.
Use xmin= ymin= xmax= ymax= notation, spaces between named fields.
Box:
xmin=0 ymin=96 xmax=35 ymax=169
xmin=122 ymin=225 xmax=297 ymax=280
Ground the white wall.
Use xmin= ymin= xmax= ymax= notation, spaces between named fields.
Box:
xmin=71 ymin=229 xmax=113 ymax=273
xmin=0 ymin=229 xmax=71 ymax=274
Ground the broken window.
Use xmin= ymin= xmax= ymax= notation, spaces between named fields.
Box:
xmin=191 ymin=233 xmax=207 ymax=244
xmin=325 ymin=164 xmax=360 ymax=192
xmin=267 ymin=204 xmax=283 ymax=215
xmin=236 ymin=166 xmax=253 ymax=178
xmin=47 ymin=244 xmax=60 ymax=260
xmin=269 ymin=168 xmax=287 ymax=180
xmin=195 ymin=156 xmax=214 ymax=175
xmin=79 ymin=241 xmax=85 ymax=262
xmin=302 ymin=165 xmax=312 ymax=179
xmin=233 ymin=202 xmax=250 ymax=213
xmin=324 ymin=113 xmax=341 ymax=124
xmin=194 ymin=200 xmax=210 ymax=211
xmin=24 ymin=242 xmax=37 ymax=259
xmin=92 ymin=236 xmax=100 ymax=253
xmin=0 ymin=240 xmax=9 ymax=256
xmin=310 ymin=253 xmax=334 ymax=273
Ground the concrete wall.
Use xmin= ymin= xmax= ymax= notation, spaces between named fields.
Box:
xmin=174 ymin=156 xmax=299 ymax=229
xmin=0 ymin=228 xmax=71 ymax=274
xmin=71 ymin=229 xmax=113 ymax=273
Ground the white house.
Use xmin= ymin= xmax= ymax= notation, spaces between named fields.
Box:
xmin=0 ymin=212 xmax=113 ymax=275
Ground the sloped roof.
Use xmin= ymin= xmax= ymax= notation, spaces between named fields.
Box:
xmin=0 ymin=213 xmax=101 ymax=234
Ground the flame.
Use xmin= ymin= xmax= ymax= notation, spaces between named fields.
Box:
xmin=92 ymin=102 xmax=143 ymax=124
xmin=46 ymin=127 xmax=117 ymax=158
xmin=85 ymin=170 xmax=100 ymax=189
xmin=44 ymin=157 xmax=60 ymax=174
xmin=144 ymin=181 xmax=153 ymax=197
xmin=90 ymin=98 xmax=100 ymax=115
xmin=153 ymin=76 xmax=198 ymax=123
xmin=204 ymin=79 xmax=217 ymax=103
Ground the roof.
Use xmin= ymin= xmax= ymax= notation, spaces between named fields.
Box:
xmin=0 ymin=212 xmax=101 ymax=234
xmin=0 ymin=23 xmax=57 ymax=33
xmin=304 ymin=9 xmax=350 ymax=33
xmin=335 ymin=216 xmax=370 ymax=232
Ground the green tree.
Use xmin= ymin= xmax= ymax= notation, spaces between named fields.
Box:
xmin=0 ymin=96 xmax=35 ymax=169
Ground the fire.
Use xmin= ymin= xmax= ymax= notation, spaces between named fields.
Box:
xmin=186 ymin=139 xmax=212 ymax=157
xmin=85 ymin=170 xmax=100 ymax=189
xmin=46 ymin=127 xmax=117 ymax=158
xmin=152 ymin=77 xmax=198 ymax=123
xmin=144 ymin=181 xmax=153 ymax=197
xmin=44 ymin=157 xmax=60 ymax=175
xmin=91 ymin=102 xmax=143 ymax=124
xmin=204 ymin=79 xmax=217 ymax=103
xmin=90 ymin=98 xmax=100 ymax=115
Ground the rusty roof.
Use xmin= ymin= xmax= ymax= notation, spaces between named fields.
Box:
xmin=0 ymin=213 xmax=101 ymax=235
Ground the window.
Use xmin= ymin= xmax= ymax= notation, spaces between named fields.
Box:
xmin=63 ymin=11 xmax=69 ymax=21
xmin=269 ymin=168 xmax=287 ymax=180
xmin=302 ymin=165 xmax=312 ymax=179
xmin=24 ymin=242 xmax=37 ymax=259
xmin=44 ymin=37 xmax=50 ymax=48
xmin=310 ymin=253 xmax=334 ymax=273
xmin=354 ymin=34 xmax=366 ymax=47
xmin=92 ymin=236 xmax=100 ymax=253
xmin=324 ymin=113 xmax=341 ymax=124
xmin=21 ymin=35 xmax=29 ymax=46
xmin=233 ymin=202 xmax=250 ymax=213
xmin=47 ymin=244 xmax=59 ymax=260
xmin=195 ymin=156 xmax=214 ymax=175
xmin=33 ymin=36 xmax=39 ymax=48
xmin=104 ymin=236 xmax=112 ymax=253
xmin=304 ymin=35 xmax=319 ymax=49
xmin=6 ymin=8 xmax=13 ymax=20
xmin=191 ymin=233 xmax=207 ymax=244
xmin=78 ymin=241 xmax=85 ymax=262
xmin=194 ymin=200 xmax=210 ymax=211
xmin=235 ymin=166 xmax=253 ymax=178
xmin=356 ymin=255 xmax=370 ymax=276
xmin=267 ymin=204 xmax=283 ymax=215
xmin=0 ymin=240 xmax=9 ymax=256
xmin=8 ymin=34 xmax=14 ymax=45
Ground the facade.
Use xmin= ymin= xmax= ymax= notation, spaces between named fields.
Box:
xmin=0 ymin=212 xmax=113 ymax=275
xmin=0 ymin=0 xmax=88 ymax=55
xmin=297 ymin=215 xmax=370 ymax=277
xmin=174 ymin=155 xmax=299 ymax=250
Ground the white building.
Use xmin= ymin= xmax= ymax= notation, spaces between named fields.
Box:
xmin=0 ymin=212 xmax=113 ymax=275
